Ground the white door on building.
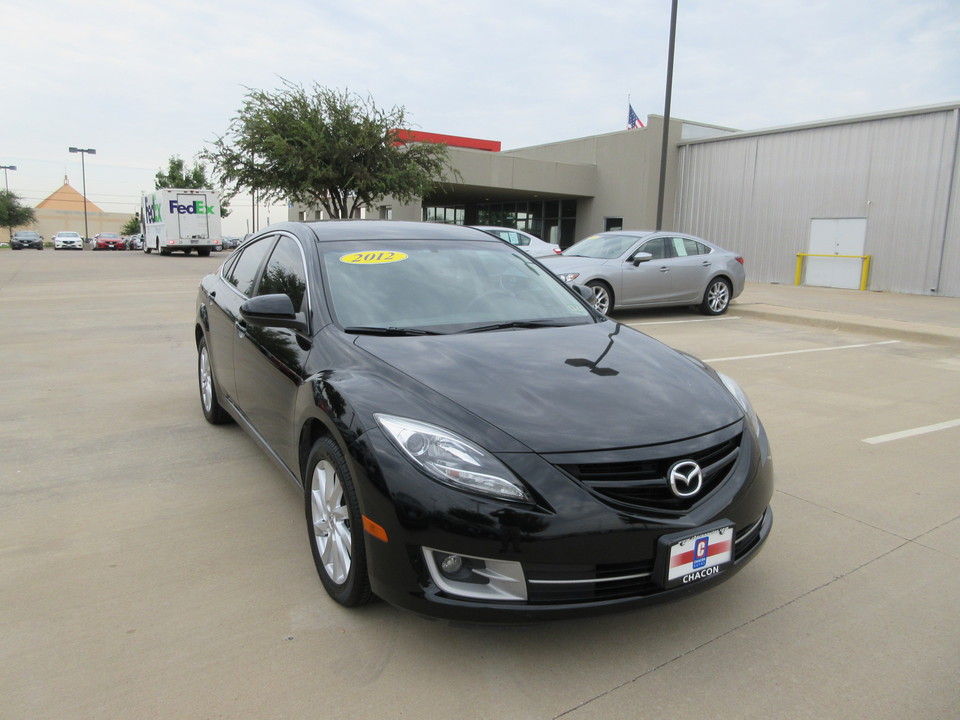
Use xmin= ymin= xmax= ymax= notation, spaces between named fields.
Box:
xmin=804 ymin=218 xmax=867 ymax=290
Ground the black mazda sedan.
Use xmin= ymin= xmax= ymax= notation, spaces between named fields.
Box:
xmin=195 ymin=221 xmax=773 ymax=622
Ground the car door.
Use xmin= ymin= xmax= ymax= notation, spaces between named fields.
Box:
xmin=619 ymin=236 xmax=673 ymax=306
xmin=205 ymin=236 xmax=277 ymax=406
xmin=232 ymin=234 xmax=311 ymax=469
xmin=663 ymin=237 xmax=714 ymax=302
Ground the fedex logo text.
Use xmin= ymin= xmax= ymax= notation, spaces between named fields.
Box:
xmin=143 ymin=199 xmax=162 ymax=224
xmin=169 ymin=200 xmax=216 ymax=215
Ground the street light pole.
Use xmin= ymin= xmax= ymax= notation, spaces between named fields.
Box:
xmin=0 ymin=164 xmax=16 ymax=191
xmin=1 ymin=164 xmax=17 ymax=242
xmin=68 ymin=147 xmax=96 ymax=240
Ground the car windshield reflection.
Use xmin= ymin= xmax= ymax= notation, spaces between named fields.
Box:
xmin=562 ymin=232 xmax=647 ymax=259
xmin=321 ymin=240 xmax=595 ymax=333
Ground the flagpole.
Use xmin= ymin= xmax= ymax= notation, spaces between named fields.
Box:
xmin=655 ymin=0 xmax=678 ymax=232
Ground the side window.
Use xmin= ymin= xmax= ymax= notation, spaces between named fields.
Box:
xmin=257 ymin=236 xmax=308 ymax=313
xmin=224 ymin=237 xmax=276 ymax=297
xmin=639 ymin=237 xmax=668 ymax=260
xmin=689 ymin=240 xmax=710 ymax=255
xmin=496 ymin=231 xmax=521 ymax=246
xmin=670 ymin=237 xmax=707 ymax=257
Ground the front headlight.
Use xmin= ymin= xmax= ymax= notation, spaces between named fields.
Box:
xmin=557 ymin=272 xmax=580 ymax=283
xmin=717 ymin=372 xmax=761 ymax=436
xmin=375 ymin=414 xmax=531 ymax=502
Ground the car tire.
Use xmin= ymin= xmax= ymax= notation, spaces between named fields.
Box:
xmin=587 ymin=281 xmax=614 ymax=315
xmin=700 ymin=278 xmax=732 ymax=315
xmin=305 ymin=436 xmax=372 ymax=607
xmin=197 ymin=336 xmax=231 ymax=424
xmin=198 ymin=249 xmax=211 ymax=257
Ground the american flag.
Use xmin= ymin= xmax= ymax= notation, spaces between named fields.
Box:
xmin=627 ymin=104 xmax=645 ymax=129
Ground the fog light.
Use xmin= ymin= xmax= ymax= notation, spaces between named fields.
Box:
xmin=440 ymin=554 xmax=463 ymax=576
xmin=423 ymin=547 xmax=527 ymax=601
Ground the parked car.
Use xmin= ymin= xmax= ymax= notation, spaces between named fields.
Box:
xmin=472 ymin=226 xmax=561 ymax=256
xmin=221 ymin=236 xmax=240 ymax=250
xmin=92 ymin=232 xmax=125 ymax=250
xmin=124 ymin=234 xmax=143 ymax=250
xmin=53 ymin=231 xmax=84 ymax=250
xmin=11 ymin=231 xmax=44 ymax=250
xmin=538 ymin=230 xmax=745 ymax=315
xmin=195 ymin=220 xmax=773 ymax=622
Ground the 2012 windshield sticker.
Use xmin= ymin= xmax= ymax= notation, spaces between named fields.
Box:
xmin=340 ymin=251 xmax=408 ymax=265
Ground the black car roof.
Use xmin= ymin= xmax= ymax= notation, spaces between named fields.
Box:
xmin=295 ymin=220 xmax=499 ymax=244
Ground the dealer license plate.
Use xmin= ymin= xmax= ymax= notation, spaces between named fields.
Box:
xmin=661 ymin=524 xmax=733 ymax=589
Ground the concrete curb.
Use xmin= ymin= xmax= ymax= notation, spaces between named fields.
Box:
xmin=732 ymin=303 xmax=960 ymax=347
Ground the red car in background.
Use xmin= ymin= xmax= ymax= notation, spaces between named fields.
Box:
xmin=93 ymin=233 xmax=125 ymax=250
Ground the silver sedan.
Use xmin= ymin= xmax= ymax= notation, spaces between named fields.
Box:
xmin=538 ymin=231 xmax=745 ymax=315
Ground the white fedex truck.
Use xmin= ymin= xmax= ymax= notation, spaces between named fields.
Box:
xmin=142 ymin=189 xmax=223 ymax=256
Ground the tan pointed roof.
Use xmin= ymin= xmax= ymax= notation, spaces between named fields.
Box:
xmin=36 ymin=180 xmax=104 ymax=212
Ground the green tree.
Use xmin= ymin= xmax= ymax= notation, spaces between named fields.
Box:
xmin=155 ymin=155 xmax=231 ymax=217
xmin=203 ymin=81 xmax=452 ymax=219
xmin=121 ymin=213 xmax=141 ymax=235
xmin=1 ymin=190 xmax=37 ymax=238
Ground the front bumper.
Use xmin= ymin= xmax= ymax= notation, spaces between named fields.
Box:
xmin=350 ymin=422 xmax=774 ymax=622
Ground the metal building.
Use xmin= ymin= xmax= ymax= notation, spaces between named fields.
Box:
xmin=675 ymin=103 xmax=960 ymax=297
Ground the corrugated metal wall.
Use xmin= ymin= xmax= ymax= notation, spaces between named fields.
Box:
xmin=675 ymin=106 xmax=960 ymax=296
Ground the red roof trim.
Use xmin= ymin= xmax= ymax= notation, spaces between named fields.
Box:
xmin=393 ymin=129 xmax=501 ymax=152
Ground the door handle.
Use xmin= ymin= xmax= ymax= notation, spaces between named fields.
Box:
xmin=659 ymin=266 xmax=670 ymax=273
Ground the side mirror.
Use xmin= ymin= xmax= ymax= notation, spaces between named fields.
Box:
xmin=572 ymin=284 xmax=595 ymax=303
xmin=240 ymin=294 xmax=307 ymax=332
xmin=630 ymin=251 xmax=653 ymax=266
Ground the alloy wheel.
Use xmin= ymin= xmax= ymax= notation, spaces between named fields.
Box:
xmin=311 ymin=460 xmax=352 ymax=585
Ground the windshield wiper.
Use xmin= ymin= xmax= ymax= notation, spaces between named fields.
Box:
xmin=344 ymin=326 xmax=443 ymax=336
xmin=456 ymin=319 xmax=577 ymax=334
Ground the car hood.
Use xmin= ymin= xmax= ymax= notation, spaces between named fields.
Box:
xmin=537 ymin=253 xmax=616 ymax=274
xmin=353 ymin=322 xmax=742 ymax=454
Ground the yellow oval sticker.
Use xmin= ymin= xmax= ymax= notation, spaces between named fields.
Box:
xmin=339 ymin=251 xmax=408 ymax=265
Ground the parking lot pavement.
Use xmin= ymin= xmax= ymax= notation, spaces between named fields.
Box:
xmin=1 ymin=250 xmax=958 ymax=720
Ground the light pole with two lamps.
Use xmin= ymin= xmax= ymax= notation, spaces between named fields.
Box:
xmin=1 ymin=164 xmax=18 ymax=241
xmin=0 ymin=164 xmax=15 ymax=192
xmin=68 ymin=147 xmax=96 ymax=241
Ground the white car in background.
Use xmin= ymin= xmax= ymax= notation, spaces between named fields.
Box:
xmin=53 ymin=231 xmax=84 ymax=250
xmin=472 ymin=226 xmax=561 ymax=257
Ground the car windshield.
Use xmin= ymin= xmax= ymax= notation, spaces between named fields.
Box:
xmin=320 ymin=240 xmax=594 ymax=333
xmin=100 ymin=233 xmax=120 ymax=238
xmin=562 ymin=233 xmax=649 ymax=259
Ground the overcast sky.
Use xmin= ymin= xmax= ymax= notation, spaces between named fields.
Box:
xmin=4 ymin=0 xmax=959 ymax=235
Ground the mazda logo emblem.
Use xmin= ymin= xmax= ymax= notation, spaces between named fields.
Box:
xmin=668 ymin=460 xmax=704 ymax=498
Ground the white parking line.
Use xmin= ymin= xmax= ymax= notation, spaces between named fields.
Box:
xmin=862 ymin=419 xmax=960 ymax=445
xmin=704 ymin=340 xmax=900 ymax=363
xmin=628 ymin=316 xmax=741 ymax=327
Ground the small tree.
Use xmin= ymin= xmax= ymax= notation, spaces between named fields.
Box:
xmin=155 ymin=155 xmax=231 ymax=217
xmin=204 ymin=81 xmax=452 ymax=219
xmin=121 ymin=213 xmax=141 ymax=235
xmin=1 ymin=190 xmax=36 ymax=239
